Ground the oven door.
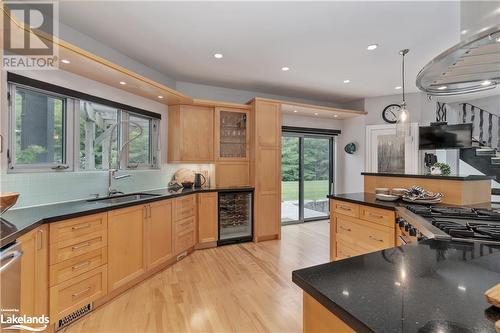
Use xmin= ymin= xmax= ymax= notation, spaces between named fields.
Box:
xmin=0 ymin=242 xmax=23 ymax=328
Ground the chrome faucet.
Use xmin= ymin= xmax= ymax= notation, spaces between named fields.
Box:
xmin=108 ymin=169 xmax=131 ymax=196
xmin=106 ymin=120 xmax=143 ymax=197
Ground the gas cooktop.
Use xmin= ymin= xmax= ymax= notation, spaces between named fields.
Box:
xmin=405 ymin=205 xmax=500 ymax=245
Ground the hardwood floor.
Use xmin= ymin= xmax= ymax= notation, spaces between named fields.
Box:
xmin=62 ymin=220 xmax=329 ymax=333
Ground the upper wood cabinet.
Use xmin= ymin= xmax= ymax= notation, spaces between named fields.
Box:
xmin=197 ymin=192 xmax=218 ymax=244
xmin=168 ymin=105 xmax=214 ymax=163
xmin=19 ymin=225 xmax=49 ymax=321
xmin=146 ymin=200 xmax=173 ymax=270
xmin=107 ymin=205 xmax=147 ymax=292
xmin=215 ymin=107 xmax=250 ymax=161
xmin=254 ymin=101 xmax=281 ymax=147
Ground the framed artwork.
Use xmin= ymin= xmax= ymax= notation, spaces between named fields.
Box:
xmin=365 ymin=123 xmax=419 ymax=174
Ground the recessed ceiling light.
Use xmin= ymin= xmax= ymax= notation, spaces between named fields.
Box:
xmin=214 ymin=53 xmax=223 ymax=59
xmin=333 ymin=115 xmax=338 ymax=118
xmin=461 ymin=29 xmax=468 ymax=35
xmin=119 ymin=81 xmax=126 ymax=85
xmin=437 ymin=85 xmax=447 ymax=90
xmin=395 ymin=86 xmax=402 ymax=90
xmin=281 ymin=66 xmax=290 ymax=71
xmin=61 ymin=59 xmax=70 ymax=64
xmin=481 ymin=80 xmax=492 ymax=86
xmin=343 ymin=79 xmax=350 ymax=84
xmin=367 ymin=44 xmax=378 ymax=51
xmin=158 ymin=95 xmax=164 ymax=99
xmin=314 ymin=112 xmax=319 ymax=116
xmin=293 ymin=110 xmax=298 ymax=113
xmin=497 ymin=37 xmax=500 ymax=42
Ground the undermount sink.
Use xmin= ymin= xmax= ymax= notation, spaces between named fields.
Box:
xmin=88 ymin=193 xmax=160 ymax=204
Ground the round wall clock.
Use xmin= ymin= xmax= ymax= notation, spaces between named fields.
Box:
xmin=382 ymin=104 xmax=402 ymax=124
xmin=344 ymin=142 xmax=356 ymax=154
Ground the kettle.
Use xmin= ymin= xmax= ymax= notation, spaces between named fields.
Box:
xmin=194 ymin=173 xmax=206 ymax=188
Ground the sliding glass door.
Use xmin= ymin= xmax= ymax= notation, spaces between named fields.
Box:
xmin=281 ymin=132 xmax=334 ymax=224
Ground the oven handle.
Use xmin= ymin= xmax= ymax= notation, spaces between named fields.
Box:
xmin=0 ymin=250 xmax=23 ymax=273
xmin=399 ymin=235 xmax=409 ymax=245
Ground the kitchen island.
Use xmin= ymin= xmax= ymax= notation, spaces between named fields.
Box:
xmin=292 ymin=239 xmax=500 ymax=332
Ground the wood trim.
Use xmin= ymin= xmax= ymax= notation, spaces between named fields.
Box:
xmin=192 ymin=99 xmax=251 ymax=110
xmin=246 ymin=97 xmax=367 ymax=116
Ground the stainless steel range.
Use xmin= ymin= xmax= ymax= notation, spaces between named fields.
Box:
xmin=396 ymin=205 xmax=500 ymax=246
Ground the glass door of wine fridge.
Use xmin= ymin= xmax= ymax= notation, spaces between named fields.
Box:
xmin=218 ymin=190 xmax=253 ymax=245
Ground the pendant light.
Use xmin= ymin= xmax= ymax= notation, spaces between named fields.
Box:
xmin=396 ymin=49 xmax=410 ymax=137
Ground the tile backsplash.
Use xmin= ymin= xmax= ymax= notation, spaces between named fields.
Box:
xmin=0 ymin=164 xmax=213 ymax=209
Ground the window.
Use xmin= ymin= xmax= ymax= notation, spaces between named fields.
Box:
xmin=9 ymin=85 xmax=73 ymax=171
xmin=7 ymin=80 xmax=160 ymax=173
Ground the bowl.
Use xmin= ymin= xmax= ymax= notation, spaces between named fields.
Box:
xmin=181 ymin=181 xmax=194 ymax=189
xmin=375 ymin=193 xmax=400 ymax=202
xmin=375 ymin=188 xmax=390 ymax=195
xmin=0 ymin=192 xmax=20 ymax=213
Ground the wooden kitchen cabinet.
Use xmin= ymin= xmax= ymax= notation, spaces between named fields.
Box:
xmin=19 ymin=225 xmax=49 ymax=321
xmin=330 ymin=199 xmax=396 ymax=261
xmin=197 ymin=192 xmax=218 ymax=245
xmin=215 ymin=107 xmax=250 ymax=161
xmin=215 ymin=161 xmax=250 ymax=187
xmin=146 ymin=200 xmax=173 ymax=270
xmin=107 ymin=205 xmax=146 ymax=291
xmin=250 ymin=99 xmax=282 ymax=242
xmin=173 ymin=195 xmax=196 ymax=254
xmin=168 ymin=104 xmax=214 ymax=163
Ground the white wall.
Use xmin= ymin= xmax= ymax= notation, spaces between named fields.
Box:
xmin=176 ymin=81 xmax=343 ymax=107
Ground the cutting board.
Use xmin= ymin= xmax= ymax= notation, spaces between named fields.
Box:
xmin=485 ymin=283 xmax=500 ymax=333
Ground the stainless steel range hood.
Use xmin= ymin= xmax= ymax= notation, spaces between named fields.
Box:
xmin=416 ymin=24 xmax=500 ymax=96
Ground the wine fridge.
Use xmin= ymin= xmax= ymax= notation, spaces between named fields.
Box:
xmin=218 ymin=190 xmax=253 ymax=245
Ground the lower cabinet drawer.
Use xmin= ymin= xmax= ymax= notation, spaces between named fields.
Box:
xmin=50 ymin=248 xmax=107 ymax=286
xmin=335 ymin=240 xmax=365 ymax=260
xmin=333 ymin=201 xmax=359 ymax=218
xmin=50 ymin=265 xmax=107 ymax=321
xmin=336 ymin=215 xmax=395 ymax=253
xmin=174 ymin=229 xmax=195 ymax=254
xmin=50 ymin=230 xmax=107 ymax=264
xmin=174 ymin=216 xmax=195 ymax=235
xmin=173 ymin=195 xmax=196 ymax=221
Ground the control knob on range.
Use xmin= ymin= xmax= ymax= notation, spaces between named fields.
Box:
xmin=396 ymin=217 xmax=406 ymax=228
xmin=409 ymin=227 xmax=417 ymax=237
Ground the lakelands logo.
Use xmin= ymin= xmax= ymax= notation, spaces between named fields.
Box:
xmin=1 ymin=312 xmax=49 ymax=332
xmin=2 ymin=1 xmax=59 ymax=70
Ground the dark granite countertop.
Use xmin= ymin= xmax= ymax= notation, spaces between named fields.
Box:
xmin=293 ymin=240 xmax=500 ymax=333
xmin=362 ymin=172 xmax=495 ymax=181
xmin=328 ymin=192 xmax=402 ymax=210
xmin=1 ymin=186 xmax=253 ymax=247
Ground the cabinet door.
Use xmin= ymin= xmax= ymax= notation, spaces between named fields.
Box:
xmin=181 ymin=105 xmax=214 ymax=162
xmin=215 ymin=107 xmax=250 ymax=161
xmin=108 ymin=205 xmax=146 ymax=291
xmin=146 ymin=200 xmax=173 ymax=270
xmin=198 ymin=193 xmax=218 ymax=243
xmin=215 ymin=161 xmax=250 ymax=187
xmin=255 ymin=101 xmax=281 ymax=147
xmin=19 ymin=225 xmax=49 ymax=320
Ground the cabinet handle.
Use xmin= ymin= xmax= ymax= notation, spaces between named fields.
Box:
xmin=144 ymin=206 xmax=148 ymax=219
xmin=72 ymin=223 xmax=90 ymax=230
xmin=72 ymin=242 xmax=90 ymax=251
xmin=148 ymin=205 xmax=152 ymax=218
xmin=369 ymin=235 xmax=384 ymax=243
xmin=36 ymin=229 xmax=43 ymax=250
xmin=72 ymin=287 xmax=91 ymax=298
xmin=72 ymin=261 xmax=91 ymax=271
xmin=339 ymin=226 xmax=352 ymax=232
xmin=368 ymin=212 xmax=384 ymax=219
xmin=339 ymin=206 xmax=352 ymax=211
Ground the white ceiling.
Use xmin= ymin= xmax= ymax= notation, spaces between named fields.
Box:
xmin=59 ymin=1 xmax=461 ymax=104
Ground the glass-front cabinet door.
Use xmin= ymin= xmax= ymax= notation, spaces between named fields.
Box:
xmin=215 ymin=107 xmax=250 ymax=161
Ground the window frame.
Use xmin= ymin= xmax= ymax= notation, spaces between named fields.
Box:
xmin=7 ymin=80 xmax=160 ymax=173
xmin=7 ymin=83 xmax=75 ymax=173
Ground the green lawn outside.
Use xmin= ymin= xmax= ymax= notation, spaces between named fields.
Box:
xmin=281 ymin=180 xmax=329 ymax=201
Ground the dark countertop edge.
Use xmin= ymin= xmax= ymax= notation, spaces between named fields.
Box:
xmin=291 ymin=272 xmax=374 ymax=333
xmin=327 ymin=193 xmax=397 ymax=211
xmin=1 ymin=186 xmax=254 ymax=247
xmin=361 ymin=172 xmax=495 ymax=181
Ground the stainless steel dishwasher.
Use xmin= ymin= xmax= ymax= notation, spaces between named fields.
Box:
xmin=0 ymin=241 xmax=23 ymax=328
